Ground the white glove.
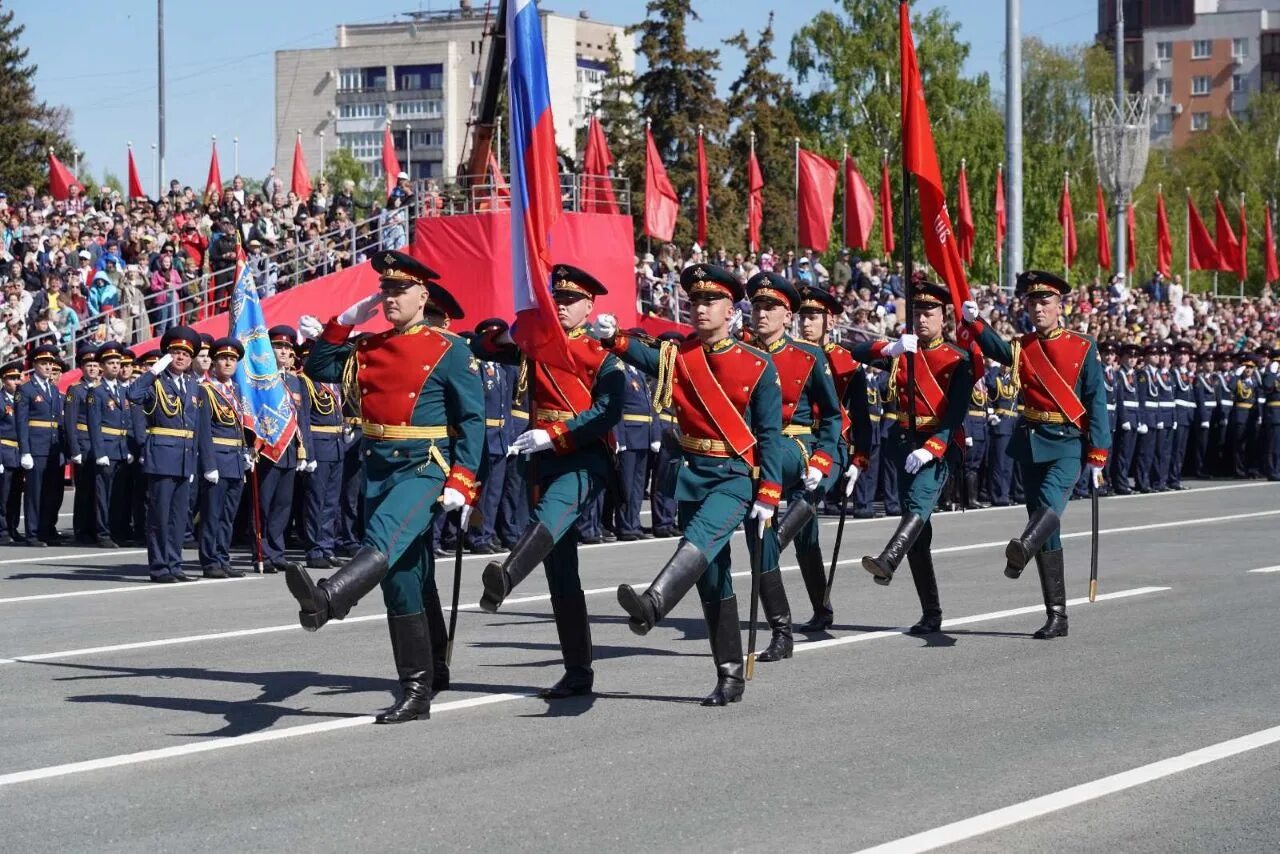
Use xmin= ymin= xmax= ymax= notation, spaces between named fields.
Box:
xmin=616 ymin=442 xmax=627 ymax=453
xmin=961 ymin=299 xmax=980 ymax=323
xmin=1269 ymin=361 xmax=1279 ymax=374
xmin=126 ymin=453 xmax=134 ymax=463
xmin=748 ymin=500 xmax=775 ymax=523
xmin=1200 ymin=421 xmax=1210 ymax=429
xmin=1171 ymin=421 xmax=1177 ymax=431
xmin=1137 ymin=423 xmax=1149 ymax=434
xmin=96 ymin=456 xmax=109 ymax=467
xmin=1156 ymin=421 xmax=1164 ymax=430
xmin=964 ymin=436 xmax=973 ymax=447
xmin=904 ymin=447 xmax=934 ymax=475
xmin=150 ymin=354 xmax=172 ymax=375
xmin=243 ymin=453 xmax=255 ymax=473
xmin=1235 ymin=366 xmax=1246 ymax=377
xmin=884 ymin=334 xmax=918 ymax=358
xmin=188 ymin=474 xmax=195 ymax=483
xmin=729 ymin=309 xmax=744 ymax=334
xmin=20 ymin=453 xmax=32 ymax=470
xmin=594 ymin=313 xmax=618 ymax=339
xmin=649 ymin=440 xmax=661 ymax=453
xmin=0 ymin=463 xmax=4 ymax=474
xmin=987 ymin=414 xmax=1000 ymax=426
xmin=843 ymin=462 xmax=861 ymax=498
xmin=441 ymin=486 xmax=472 ymax=528
xmin=1088 ymin=464 xmax=1105 ymax=488
xmin=337 ymin=292 xmax=383 ymax=326
xmin=1121 ymin=421 xmax=1131 ymax=431
xmin=508 ymin=428 xmax=552 ymax=456
xmin=802 ymin=465 xmax=823 ymax=491
xmin=72 ymin=454 xmax=83 ymax=465
xmin=298 ymin=314 xmax=324 ymax=340
xmin=204 ymin=470 xmax=219 ymax=484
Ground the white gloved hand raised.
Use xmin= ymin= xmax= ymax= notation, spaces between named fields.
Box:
xmin=904 ymin=447 xmax=934 ymax=475
xmin=802 ymin=465 xmax=823 ymax=491
xmin=150 ymin=354 xmax=172 ymax=376
xmin=337 ymin=291 xmax=383 ymax=326
xmin=20 ymin=454 xmax=32 ymax=470
xmin=508 ymin=428 xmax=553 ymax=456
xmin=1269 ymin=361 xmax=1279 ymax=375
xmin=748 ymin=500 xmax=775 ymax=524
xmin=204 ymin=470 xmax=220 ymax=484
xmin=649 ymin=440 xmax=661 ymax=453
xmin=594 ymin=313 xmax=618 ymax=339
xmin=961 ymin=299 xmax=980 ymax=323
xmin=1156 ymin=421 xmax=1165 ymax=430
xmin=884 ymin=334 xmax=918 ymax=358
xmin=843 ymin=462 xmax=861 ymax=498
xmin=96 ymin=456 xmax=110 ymax=467
xmin=298 ymin=314 xmax=324 ymax=340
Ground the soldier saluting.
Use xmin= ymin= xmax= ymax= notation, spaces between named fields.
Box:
xmin=288 ymin=251 xmax=484 ymax=724
xmin=962 ymin=270 xmax=1110 ymax=639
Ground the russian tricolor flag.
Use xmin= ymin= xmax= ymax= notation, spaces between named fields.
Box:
xmin=508 ymin=0 xmax=574 ymax=370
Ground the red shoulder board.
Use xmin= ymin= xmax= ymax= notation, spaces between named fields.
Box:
xmin=354 ymin=327 xmax=452 ymax=426
xmin=824 ymin=344 xmax=861 ymax=396
xmin=771 ymin=342 xmax=817 ymax=425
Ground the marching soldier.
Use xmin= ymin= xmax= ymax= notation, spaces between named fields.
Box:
xmin=470 ymin=318 xmax=513 ymax=554
xmin=196 ymin=338 xmax=250 ymax=579
xmin=615 ymin=334 xmax=660 ymax=542
xmin=745 ymin=272 xmax=844 ymax=654
xmin=286 ymin=250 xmax=483 ymax=724
xmin=256 ymin=326 xmax=312 ymax=573
xmin=86 ymin=343 xmax=131 ymax=549
xmin=65 ymin=346 xmax=101 ymax=544
xmin=299 ymin=353 xmax=344 ymax=569
xmin=962 ymin=270 xmax=1110 ymax=639
xmin=0 ymin=362 xmax=21 ymax=545
xmin=648 ymin=330 xmax=685 ymax=538
xmin=853 ymin=279 xmax=972 ymax=634
xmin=471 ymin=263 xmax=624 ymax=700
xmin=1167 ymin=342 xmax=1195 ymax=489
xmin=1111 ymin=343 xmax=1142 ymax=493
xmin=985 ymin=359 xmax=1018 ymax=505
xmin=16 ymin=344 xmax=66 ymax=547
xmin=1134 ymin=345 xmax=1160 ymax=493
xmin=603 ymin=263 xmax=783 ymax=706
xmin=126 ymin=327 xmax=202 ymax=581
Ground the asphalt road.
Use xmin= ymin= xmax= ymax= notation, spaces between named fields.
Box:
xmin=1 ymin=480 xmax=1278 ymax=853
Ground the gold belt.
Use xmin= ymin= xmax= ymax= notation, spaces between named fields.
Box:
xmin=148 ymin=427 xmax=194 ymax=439
xmin=884 ymin=412 xmax=899 ymax=421
xmin=1235 ymin=402 xmax=1254 ymax=409
xmin=485 ymin=418 xmax=505 ymax=428
xmin=679 ymin=435 xmax=733 ymax=457
xmin=512 ymin=409 xmax=529 ymax=419
xmin=1021 ymin=407 xmax=1069 ymax=424
xmin=0 ymin=438 xmax=16 ymax=447
xmin=968 ymin=409 xmax=986 ymax=417
xmin=361 ymin=423 xmax=451 ymax=441
xmin=27 ymin=420 xmax=57 ymax=429
xmin=996 ymin=408 xmax=1018 ymax=417
xmin=212 ymin=437 xmax=242 ymax=446
xmin=345 ymin=416 xmax=362 ymax=425
xmin=1268 ymin=401 xmax=1280 ymax=407
xmin=535 ymin=407 xmax=575 ymax=422
xmin=869 ymin=414 xmax=882 ymax=422
xmin=622 ymin=414 xmax=652 ymax=423
xmin=76 ymin=423 xmax=89 ymax=431
xmin=310 ymin=425 xmax=342 ymax=433
xmin=659 ymin=413 xmax=677 ymax=423
xmin=100 ymin=427 xmax=129 ymax=436
xmin=781 ymin=424 xmax=812 ymax=436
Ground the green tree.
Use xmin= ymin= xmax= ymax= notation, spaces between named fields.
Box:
xmin=323 ymin=147 xmax=376 ymax=202
xmin=100 ymin=170 xmax=124 ymax=196
xmin=0 ymin=9 xmax=75 ymax=192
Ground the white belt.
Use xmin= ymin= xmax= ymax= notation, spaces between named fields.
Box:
xmin=1158 ymin=401 xmax=1176 ymax=408
xmin=1106 ymin=404 xmax=1116 ymax=411
xmin=1204 ymin=401 xmax=1218 ymax=407
xmin=1143 ymin=403 xmax=1159 ymax=409
xmin=1123 ymin=401 xmax=1139 ymax=408
xmin=1175 ymin=400 xmax=1195 ymax=408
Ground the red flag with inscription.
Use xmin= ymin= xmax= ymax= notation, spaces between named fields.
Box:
xmin=1126 ymin=203 xmax=1137 ymax=272
xmin=1187 ymin=194 xmax=1220 ymax=271
xmin=1095 ymin=183 xmax=1111 ymax=270
xmin=695 ymin=131 xmax=709 ymax=246
xmin=1265 ymin=204 xmax=1279 ymax=284
xmin=747 ymin=147 xmax=764 ymax=252
xmin=1213 ymin=195 xmax=1239 ymax=274
xmin=843 ymin=155 xmax=874 ymax=250
xmin=879 ymin=157 xmax=895 ymax=255
xmin=127 ymin=146 xmax=145 ymax=200
xmin=643 ymin=128 xmax=678 ymax=242
xmin=1059 ymin=174 xmax=1078 ymax=269
xmin=1156 ymin=189 xmax=1173 ymax=276
xmin=796 ymin=147 xmax=838 ymax=253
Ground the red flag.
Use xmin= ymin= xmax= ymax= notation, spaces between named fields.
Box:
xmin=955 ymin=161 xmax=974 ymax=265
xmin=1058 ymin=174 xmax=1077 ymax=269
xmin=643 ymin=127 xmax=678 ymax=242
xmin=747 ymin=147 xmax=764 ymax=252
xmin=1095 ymin=183 xmax=1111 ymax=270
xmin=879 ymin=157 xmax=895 ymax=256
xmin=47 ymin=151 xmax=81 ymax=201
xmin=1213 ymin=195 xmax=1239 ymax=274
xmin=582 ymin=117 xmax=618 ymax=214
xmin=1187 ymin=194 xmax=1220 ymax=271
xmin=796 ymin=147 xmax=838 ymax=253
xmin=1265 ymin=204 xmax=1279 ymax=284
xmin=695 ymin=130 xmax=709 ymax=246
xmin=206 ymin=140 xmax=222 ymax=196
xmin=1126 ymin=203 xmax=1137 ymax=273
xmin=1156 ymin=190 xmax=1172 ymax=276
xmin=381 ymin=126 xmax=401 ymax=197
xmin=994 ymin=164 xmax=1006 ymax=255
xmin=291 ymin=135 xmax=312 ymax=199
xmin=127 ymin=146 xmax=145 ymax=200
xmin=843 ymin=155 xmax=874 ymax=250
xmin=1236 ymin=198 xmax=1248 ymax=282
xmin=899 ymin=2 xmax=977 ymax=355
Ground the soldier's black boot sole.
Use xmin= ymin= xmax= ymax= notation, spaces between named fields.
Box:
xmin=285 ymin=565 xmax=332 ymax=631
xmin=618 ymin=539 xmax=707 ymax=635
xmin=479 ymin=523 xmax=555 ymax=613
xmin=1004 ymin=508 xmax=1060 ymax=578
xmin=862 ymin=513 xmax=926 ymax=587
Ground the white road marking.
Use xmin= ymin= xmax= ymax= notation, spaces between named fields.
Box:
xmin=0 ymin=575 xmax=262 ymax=604
xmin=0 ymin=548 xmax=149 ymax=567
xmin=0 ymin=586 xmax=1166 ymax=788
xmin=850 ymin=721 xmax=1280 ymax=854
xmin=1248 ymin=566 xmax=1280 ymax=574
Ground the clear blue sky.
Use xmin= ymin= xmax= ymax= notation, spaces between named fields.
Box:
xmin=20 ymin=0 xmax=1093 ymax=191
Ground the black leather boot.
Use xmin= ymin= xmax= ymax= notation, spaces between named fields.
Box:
xmin=754 ymin=571 xmax=793 ymax=662
xmin=701 ymin=595 xmax=745 ymax=706
xmin=375 ymin=611 xmax=432 ymax=723
xmin=774 ymin=497 xmax=815 ymax=551
xmin=1033 ymin=549 xmax=1069 ymax=639
xmin=906 ymin=521 xmax=942 ymax=634
xmin=794 ymin=548 xmax=833 ymax=632
xmin=617 ymin=539 xmax=707 ymax=635
xmin=862 ymin=513 xmax=926 ymax=586
xmin=540 ymin=591 xmax=594 ymax=699
xmin=1005 ymin=508 xmax=1060 ymax=578
xmin=285 ymin=546 xmax=388 ymax=631
xmin=964 ymin=471 xmax=987 ymax=509
xmin=479 ymin=522 xmax=554 ymax=613
xmin=424 ymin=587 xmax=450 ymax=695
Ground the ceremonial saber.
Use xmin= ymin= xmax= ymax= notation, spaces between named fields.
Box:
xmin=446 ymin=508 xmax=467 ymax=666
xmin=1089 ymin=480 xmax=1100 ymax=602
xmin=823 ymin=488 xmax=850 ymax=610
xmin=745 ymin=516 xmax=768 ymax=681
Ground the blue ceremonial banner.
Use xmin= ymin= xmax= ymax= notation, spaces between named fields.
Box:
xmin=229 ymin=250 xmax=297 ymax=462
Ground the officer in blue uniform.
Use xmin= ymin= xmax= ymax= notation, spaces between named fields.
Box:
xmin=257 ymin=326 xmax=313 ymax=572
xmin=852 ymin=364 xmax=883 ymax=517
xmin=125 ymin=350 xmax=156 ymax=544
xmin=1133 ymin=344 xmax=1160 ymax=492
xmin=1187 ymin=351 xmax=1215 ymax=478
xmin=1167 ymin=341 xmax=1195 ymax=489
xmin=334 ymin=380 xmax=364 ymax=558
xmin=1110 ymin=343 xmax=1141 ymax=493
xmin=1229 ymin=354 xmax=1261 ymax=477
xmin=616 ymin=330 xmax=661 ymax=541
xmin=16 ymin=344 xmax=66 ymax=546
xmin=648 ymin=331 xmax=684 ymax=537
xmin=300 ymin=352 xmax=344 ymax=568
xmin=196 ymin=338 xmax=250 ymax=578
xmin=65 ymin=346 xmax=101 ymax=543
xmin=469 ymin=318 xmax=512 ymax=554
xmin=876 ymin=367 xmax=900 ymax=516
xmin=0 ymin=362 xmax=21 ymax=544
xmin=1154 ymin=344 xmax=1176 ymax=488
xmin=1262 ymin=348 xmax=1280 ymax=480
xmin=86 ymin=343 xmax=131 ymax=548
xmin=984 ymin=359 xmax=1017 ymax=505
xmin=963 ymin=373 xmax=989 ymax=508
xmin=127 ymin=327 xmax=202 ymax=581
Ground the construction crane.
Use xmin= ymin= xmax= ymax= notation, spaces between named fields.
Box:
xmin=459 ymin=0 xmax=507 ymax=186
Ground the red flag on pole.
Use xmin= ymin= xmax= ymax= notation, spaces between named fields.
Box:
xmin=1187 ymin=194 xmax=1220 ymax=271
xmin=1058 ymin=173 xmax=1078 ymax=270
xmin=1126 ymin=203 xmax=1137 ymax=273
xmin=1236 ymin=197 xmax=1248 ymax=282
xmin=879 ymin=156 xmax=895 ymax=256
xmin=955 ymin=160 xmax=974 ymax=265
xmin=843 ymin=155 xmax=874 ymax=251
xmin=1265 ymin=203 xmax=1279 ymax=284
xmin=206 ymin=140 xmax=222 ymax=197
xmin=582 ymin=117 xmax=619 ymax=214
xmin=1095 ymin=183 xmax=1111 ymax=270
xmin=47 ymin=150 xmax=80 ymax=201
xmin=1156 ymin=189 xmax=1172 ymax=277
xmin=643 ymin=126 xmax=678 ymax=242
xmin=995 ymin=163 xmax=1006 ymax=255
xmin=381 ymin=125 xmax=401 ymax=198
xmin=127 ymin=146 xmax=145 ymax=200
xmin=291 ymin=134 xmax=312 ymax=199
xmin=796 ymin=147 xmax=838 ymax=253
xmin=747 ymin=144 xmax=764 ymax=253
xmin=899 ymin=2 xmax=977 ymax=354
xmin=695 ymin=128 xmax=709 ymax=246
xmin=1213 ymin=194 xmax=1239 ymax=274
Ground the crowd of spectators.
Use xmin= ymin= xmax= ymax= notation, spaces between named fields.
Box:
xmin=0 ymin=169 xmax=422 ymax=366
xmin=635 ymin=243 xmax=1279 ymax=354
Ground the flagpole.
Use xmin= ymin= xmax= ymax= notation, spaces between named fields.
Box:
xmin=997 ymin=162 xmax=1003 ymax=289
xmin=901 ymin=148 xmax=917 ymax=439
xmin=319 ymin=131 xmax=326 ymax=175
xmin=1240 ymin=192 xmax=1246 ymax=290
xmin=1183 ymin=186 xmax=1190 ymax=292
xmin=234 ymin=136 xmax=239 ymax=174
xmin=406 ymin=123 xmax=413 ymax=181
xmin=794 ymin=137 xmax=800 ymax=257
xmin=750 ymin=131 xmax=758 ymax=254
xmin=1063 ymin=170 xmax=1070 ymax=283
xmin=1213 ymin=189 xmax=1219 ymax=297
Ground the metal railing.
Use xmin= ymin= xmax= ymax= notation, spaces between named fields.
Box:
xmin=409 ymin=173 xmax=632 ymax=217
